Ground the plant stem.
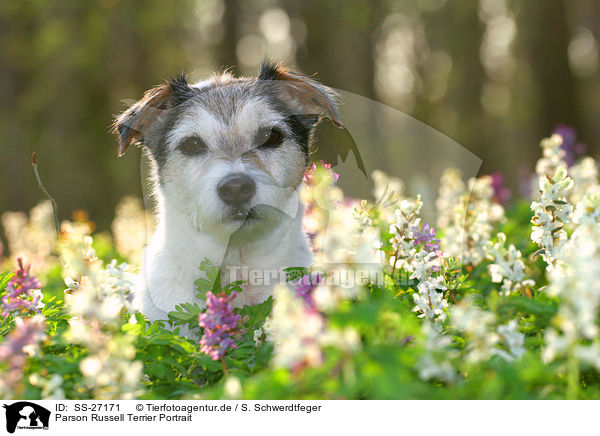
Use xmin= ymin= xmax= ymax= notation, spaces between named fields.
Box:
xmin=221 ymin=356 xmax=228 ymax=376
xmin=567 ymin=348 xmax=579 ymax=400
xmin=31 ymin=152 xmax=60 ymax=235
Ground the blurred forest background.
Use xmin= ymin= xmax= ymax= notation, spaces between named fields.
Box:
xmin=2 ymin=0 xmax=600 ymax=232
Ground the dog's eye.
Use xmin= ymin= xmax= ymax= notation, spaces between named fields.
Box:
xmin=179 ymin=137 xmax=207 ymax=155
xmin=258 ymin=128 xmax=283 ymax=149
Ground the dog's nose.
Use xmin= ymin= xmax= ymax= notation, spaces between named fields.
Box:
xmin=217 ymin=173 xmax=256 ymax=206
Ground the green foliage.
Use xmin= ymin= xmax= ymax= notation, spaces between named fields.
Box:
xmin=0 ymin=199 xmax=594 ymax=399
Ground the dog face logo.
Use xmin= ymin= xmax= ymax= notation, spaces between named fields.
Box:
xmin=2 ymin=402 xmax=50 ymax=433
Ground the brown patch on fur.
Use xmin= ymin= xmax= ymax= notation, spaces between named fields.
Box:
xmin=266 ymin=62 xmax=342 ymax=128
xmin=111 ymin=83 xmax=173 ymax=156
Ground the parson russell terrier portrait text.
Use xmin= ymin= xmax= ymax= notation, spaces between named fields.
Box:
xmin=112 ymin=61 xmax=341 ymax=332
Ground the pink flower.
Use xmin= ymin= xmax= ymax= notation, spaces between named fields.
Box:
xmin=303 ymin=160 xmax=339 ymax=185
xmin=2 ymin=258 xmax=42 ymax=318
xmin=198 ymin=291 xmax=241 ymax=361
xmin=0 ymin=315 xmax=46 ymax=391
xmin=294 ymin=274 xmax=324 ymax=308
xmin=490 ymin=172 xmax=511 ymax=205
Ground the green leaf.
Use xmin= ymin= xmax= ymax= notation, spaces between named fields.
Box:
xmin=236 ymin=297 xmax=273 ymax=330
xmin=0 ymin=272 xmax=13 ymax=292
xmin=283 ymin=266 xmax=309 ymax=282
xmin=194 ymin=258 xmax=222 ymax=300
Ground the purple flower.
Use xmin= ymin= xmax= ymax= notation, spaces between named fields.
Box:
xmin=490 ymin=172 xmax=511 ymax=205
xmin=295 ymin=274 xmax=324 ymax=308
xmin=412 ymin=223 xmax=441 ymax=252
xmin=198 ymin=291 xmax=242 ymax=361
xmin=554 ymin=124 xmax=586 ymax=167
xmin=0 ymin=315 xmax=46 ymax=391
xmin=2 ymin=258 xmax=42 ymax=318
xmin=0 ymin=316 xmax=46 ymax=360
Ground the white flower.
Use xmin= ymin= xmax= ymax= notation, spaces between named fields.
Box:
xmin=451 ymin=301 xmax=522 ymax=364
xmin=495 ymin=320 xmax=526 ymax=361
xmin=530 ymin=166 xmax=573 ymax=270
xmin=412 ymin=276 xmax=448 ymax=324
xmin=267 ymin=285 xmax=327 ymax=369
xmin=569 ymin=157 xmax=598 ymax=204
xmin=409 ymin=251 xmax=448 ymax=326
xmin=573 ymin=188 xmax=600 ymax=226
xmin=1 ymin=201 xmax=57 ymax=272
xmin=484 ymin=232 xmax=535 ymax=295
xmin=418 ymin=321 xmax=457 ymax=383
xmin=535 ymin=134 xmax=566 ymax=178
xmin=111 ymin=196 xmax=154 ymax=266
xmin=386 ymin=195 xmax=429 ymax=279
xmin=441 ymin=175 xmax=504 ymax=265
xmin=266 ymin=285 xmax=360 ymax=370
xmin=253 ymin=327 xmax=264 ymax=347
xmin=542 ymin=222 xmax=600 ymax=367
xmin=436 ymin=168 xmax=466 ymax=230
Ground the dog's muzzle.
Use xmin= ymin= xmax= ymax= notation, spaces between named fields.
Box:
xmin=217 ymin=173 xmax=256 ymax=218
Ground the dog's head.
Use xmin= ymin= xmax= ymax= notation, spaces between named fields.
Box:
xmin=113 ymin=61 xmax=341 ymax=242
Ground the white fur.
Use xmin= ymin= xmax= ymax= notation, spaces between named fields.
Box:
xmin=132 ymin=95 xmax=313 ymax=335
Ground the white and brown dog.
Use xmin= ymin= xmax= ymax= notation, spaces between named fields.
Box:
xmin=113 ymin=61 xmax=341 ymax=327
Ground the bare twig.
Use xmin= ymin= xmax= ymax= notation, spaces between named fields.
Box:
xmin=221 ymin=356 xmax=228 ymax=376
xmin=31 ymin=152 xmax=60 ymax=235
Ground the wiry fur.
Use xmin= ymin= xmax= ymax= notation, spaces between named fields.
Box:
xmin=112 ymin=61 xmax=341 ymax=335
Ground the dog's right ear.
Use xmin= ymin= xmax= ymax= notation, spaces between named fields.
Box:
xmin=112 ymin=75 xmax=195 ymax=157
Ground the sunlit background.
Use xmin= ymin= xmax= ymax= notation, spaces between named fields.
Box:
xmin=2 ymin=0 xmax=600 ymax=232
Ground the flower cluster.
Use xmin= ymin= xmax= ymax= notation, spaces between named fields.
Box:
xmin=573 ymin=190 xmax=600 ymax=226
xmin=535 ymin=134 xmax=567 ymax=178
xmin=411 ymin=251 xmax=447 ymax=326
xmin=441 ymin=175 xmax=505 ymax=265
xmin=303 ymin=160 xmax=339 ymax=186
xmin=418 ymin=322 xmax=457 ymax=383
xmin=436 ymin=168 xmax=466 ymax=230
xmin=412 ymin=223 xmax=441 ymax=252
xmin=111 ymin=196 xmax=154 ymax=267
xmin=484 ymin=233 xmax=534 ymax=296
xmin=294 ymin=273 xmax=323 ymax=308
xmin=388 ymin=196 xmax=424 ymax=273
xmin=59 ymin=220 xmax=142 ymax=399
xmin=303 ymin=163 xmax=383 ymax=308
xmin=542 ymin=222 xmax=600 ymax=370
xmin=0 ymin=315 xmax=46 ymax=396
xmin=1 ymin=201 xmax=56 ymax=273
xmin=375 ymin=189 xmax=449 ymax=328
xmin=451 ymin=300 xmax=524 ymax=364
xmin=569 ymin=157 xmax=599 ymax=204
xmin=198 ymin=291 xmax=242 ymax=361
xmin=264 ymin=285 xmax=360 ymax=371
xmin=1 ymin=258 xmax=44 ymax=317
xmin=530 ymin=166 xmax=573 ymax=270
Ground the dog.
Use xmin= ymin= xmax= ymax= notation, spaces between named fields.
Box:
xmin=112 ymin=61 xmax=341 ymax=330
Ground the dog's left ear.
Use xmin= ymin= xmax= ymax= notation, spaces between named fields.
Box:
xmin=112 ymin=75 xmax=195 ymax=156
xmin=258 ymin=61 xmax=342 ymax=128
